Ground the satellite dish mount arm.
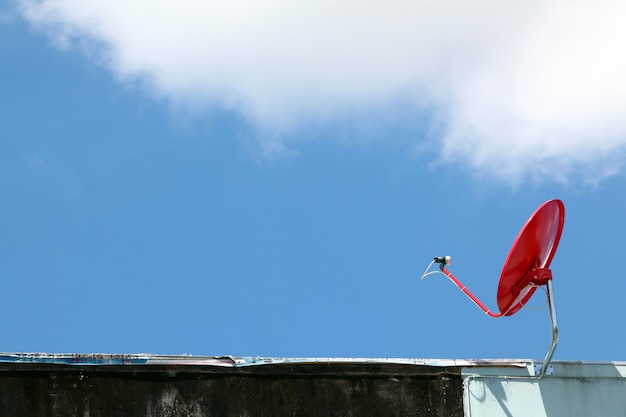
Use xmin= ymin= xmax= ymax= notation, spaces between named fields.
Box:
xmin=433 ymin=257 xmax=503 ymax=318
xmin=519 ymin=263 xmax=559 ymax=377
xmin=536 ymin=272 xmax=559 ymax=378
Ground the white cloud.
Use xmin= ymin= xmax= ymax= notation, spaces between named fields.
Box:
xmin=17 ymin=0 xmax=626 ymax=184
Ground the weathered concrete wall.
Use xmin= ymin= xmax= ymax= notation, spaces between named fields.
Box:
xmin=0 ymin=362 xmax=464 ymax=417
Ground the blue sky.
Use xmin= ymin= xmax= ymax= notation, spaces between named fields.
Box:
xmin=1 ymin=1 xmax=625 ymax=362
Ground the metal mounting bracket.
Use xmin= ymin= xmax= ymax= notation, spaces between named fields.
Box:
xmin=535 ymin=279 xmax=558 ymax=378
xmin=534 ymin=363 xmax=554 ymax=376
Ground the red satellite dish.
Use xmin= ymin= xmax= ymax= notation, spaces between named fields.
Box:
xmin=420 ymin=199 xmax=565 ymax=377
xmin=497 ymin=199 xmax=565 ymax=316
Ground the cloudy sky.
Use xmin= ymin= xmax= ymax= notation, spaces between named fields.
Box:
xmin=1 ymin=0 xmax=625 ymax=361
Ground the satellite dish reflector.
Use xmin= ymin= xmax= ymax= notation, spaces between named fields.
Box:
xmin=421 ymin=199 xmax=565 ymax=377
xmin=498 ymin=199 xmax=564 ymax=316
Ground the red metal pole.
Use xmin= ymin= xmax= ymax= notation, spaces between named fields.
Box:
xmin=441 ymin=267 xmax=503 ymax=318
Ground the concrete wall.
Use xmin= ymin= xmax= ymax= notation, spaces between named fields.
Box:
xmin=463 ymin=361 xmax=626 ymax=417
xmin=2 ymin=356 xmax=625 ymax=416
xmin=0 ymin=361 xmax=464 ymax=417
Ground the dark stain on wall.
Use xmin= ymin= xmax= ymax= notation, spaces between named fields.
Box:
xmin=0 ymin=362 xmax=463 ymax=416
